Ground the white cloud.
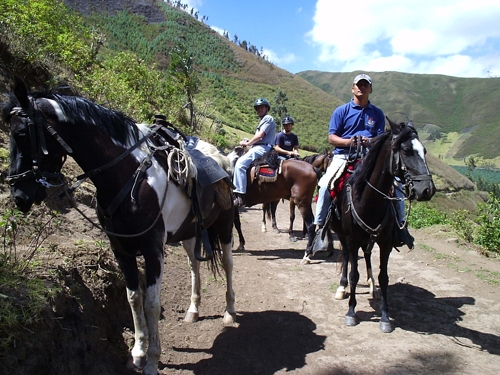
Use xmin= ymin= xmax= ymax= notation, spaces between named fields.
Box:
xmin=309 ymin=0 xmax=500 ymax=77
xmin=210 ymin=25 xmax=226 ymax=36
xmin=262 ymin=48 xmax=297 ymax=65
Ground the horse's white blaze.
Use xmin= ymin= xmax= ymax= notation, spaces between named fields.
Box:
xmin=45 ymin=99 xmax=68 ymax=122
xmin=412 ymin=139 xmax=429 ymax=172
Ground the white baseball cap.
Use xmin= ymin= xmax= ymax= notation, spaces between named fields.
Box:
xmin=353 ymin=73 xmax=372 ymax=86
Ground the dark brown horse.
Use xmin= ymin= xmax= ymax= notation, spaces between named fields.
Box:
xmin=229 ymin=148 xmax=321 ymax=250
xmin=2 ymin=78 xmax=235 ymax=375
xmin=261 ymin=152 xmax=331 ymax=240
xmin=305 ymin=118 xmax=435 ymax=333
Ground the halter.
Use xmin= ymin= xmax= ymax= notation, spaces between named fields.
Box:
xmin=389 ymin=131 xmax=433 ymax=199
xmin=6 ymin=103 xmax=70 ymax=188
xmin=347 ymin=126 xmax=433 ymax=241
xmin=6 ymin=99 xmax=169 ymax=237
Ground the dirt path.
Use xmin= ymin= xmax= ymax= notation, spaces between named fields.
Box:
xmin=3 ymin=195 xmax=499 ymax=375
xmin=156 ymin=201 xmax=500 ymax=375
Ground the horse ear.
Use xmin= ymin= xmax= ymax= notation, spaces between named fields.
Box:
xmin=386 ymin=116 xmax=403 ymax=135
xmin=12 ymin=76 xmax=30 ymax=109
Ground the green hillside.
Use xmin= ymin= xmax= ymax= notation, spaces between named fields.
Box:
xmin=1 ymin=0 xmax=499 ymax=166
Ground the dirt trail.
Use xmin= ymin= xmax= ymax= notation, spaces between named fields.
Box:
xmin=3 ymin=197 xmax=499 ymax=375
xmin=157 ymin=201 xmax=500 ymax=375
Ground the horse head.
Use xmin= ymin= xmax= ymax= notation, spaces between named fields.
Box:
xmin=2 ymin=78 xmax=68 ymax=212
xmin=387 ymin=117 xmax=435 ymax=201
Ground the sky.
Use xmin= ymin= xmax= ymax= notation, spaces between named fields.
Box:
xmin=179 ymin=0 xmax=500 ymax=78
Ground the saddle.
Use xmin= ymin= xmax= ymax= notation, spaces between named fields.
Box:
xmin=329 ymin=162 xmax=358 ymax=200
xmin=153 ymin=116 xmax=232 ymax=261
xmin=249 ymin=149 xmax=282 ymax=184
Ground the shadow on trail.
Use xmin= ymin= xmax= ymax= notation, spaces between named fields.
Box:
xmin=163 ymin=310 xmax=326 ymax=375
xmin=389 ymin=283 xmax=500 ymax=355
xmin=235 ymin=247 xmax=342 ymax=264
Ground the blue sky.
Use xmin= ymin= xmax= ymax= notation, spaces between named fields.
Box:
xmin=180 ymin=0 xmax=500 ymax=78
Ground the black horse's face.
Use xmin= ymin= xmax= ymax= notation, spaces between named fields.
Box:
xmin=5 ymin=104 xmax=66 ymax=213
xmin=390 ymin=120 xmax=436 ymax=201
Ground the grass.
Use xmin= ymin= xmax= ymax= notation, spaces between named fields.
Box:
xmin=0 ymin=259 xmax=58 ymax=351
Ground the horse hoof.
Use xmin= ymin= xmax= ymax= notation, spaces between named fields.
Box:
xmin=273 ymin=228 xmax=280 ymax=234
xmin=345 ymin=316 xmax=357 ymax=326
xmin=184 ymin=311 xmax=199 ymax=323
xmin=289 ymin=236 xmax=297 ymax=243
xmin=233 ymin=245 xmax=245 ymax=252
xmin=127 ymin=355 xmax=145 ymax=371
xmin=380 ymin=321 xmax=393 ymax=333
xmin=223 ymin=311 xmax=237 ymax=325
xmin=261 ymin=226 xmax=267 ymax=233
xmin=300 ymin=256 xmax=311 ymax=265
xmin=335 ymin=287 xmax=347 ymax=300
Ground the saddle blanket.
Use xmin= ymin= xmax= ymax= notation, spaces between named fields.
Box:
xmin=259 ymin=167 xmax=277 ymax=179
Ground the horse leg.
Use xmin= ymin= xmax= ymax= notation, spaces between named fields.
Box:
xmin=114 ymin=239 xmax=163 ymax=375
xmin=221 ymin=240 xmax=237 ymax=324
xmin=288 ymin=199 xmax=297 ymax=242
xmin=335 ymin=238 xmax=349 ymax=300
xmin=299 ymin=203 xmax=316 ymax=265
xmin=362 ymin=245 xmax=379 ymax=299
xmin=233 ymin=207 xmax=245 ymax=251
xmin=182 ymin=237 xmax=201 ymax=323
xmin=261 ymin=203 xmax=268 ymax=232
xmin=141 ymin=249 xmax=164 ymax=375
xmin=345 ymin=243 xmax=360 ymax=327
xmin=378 ymin=245 xmax=393 ymax=333
xmin=271 ymin=200 xmax=279 ymax=233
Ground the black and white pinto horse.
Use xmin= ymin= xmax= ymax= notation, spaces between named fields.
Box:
xmin=305 ymin=118 xmax=435 ymax=333
xmin=1 ymin=78 xmax=235 ymax=375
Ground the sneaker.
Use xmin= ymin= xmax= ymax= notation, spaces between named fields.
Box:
xmin=233 ymin=193 xmax=246 ymax=207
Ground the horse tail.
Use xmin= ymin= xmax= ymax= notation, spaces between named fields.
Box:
xmin=206 ymin=226 xmax=223 ymax=277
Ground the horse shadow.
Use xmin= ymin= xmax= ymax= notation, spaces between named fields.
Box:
xmin=384 ymin=282 xmax=500 ymax=355
xmin=239 ymin=247 xmax=342 ymax=264
xmin=162 ymin=310 xmax=326 ymax=374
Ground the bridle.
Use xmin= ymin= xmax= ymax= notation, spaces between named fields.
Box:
xmin=5 ymin=100 xmax=170 ymax=238
xmin=346 ymin=125 xmax=433 ymax=239
xmin=5 ymin=98 xmax=215 ymax=261
xmin=5 ymin=102 xmax=71 ymax=188
xmin=389 ymin=126 xmax=433 ymax=200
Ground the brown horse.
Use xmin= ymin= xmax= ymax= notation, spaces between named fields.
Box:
xmin=229 ymin=148 xmax=321 ymax=250
xmin=261 ymin=152 xmax=332 ymax=240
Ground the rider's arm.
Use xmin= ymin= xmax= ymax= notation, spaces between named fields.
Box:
xmin=240 ymin=129 xmax=266 ymax=147
xmin=328 ymin=133 xmax=371 ymax=148
xmin=275 ymin=144 xmax=293 ymax=157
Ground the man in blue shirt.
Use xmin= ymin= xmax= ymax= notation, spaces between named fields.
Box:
xmin=313 ymin=73 xmax=414 ymax=249
xmin=275 ymin=115 xmax=299 ymax=159
xmin=233 ymin=97 xmax=276 ymax=207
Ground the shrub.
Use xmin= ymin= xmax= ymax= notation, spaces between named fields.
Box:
xmin=408 ymin=202 xmax=449 ymax=229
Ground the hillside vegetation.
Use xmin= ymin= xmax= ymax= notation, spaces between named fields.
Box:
xmin=1 ymin=0 xmax=494 ymax=203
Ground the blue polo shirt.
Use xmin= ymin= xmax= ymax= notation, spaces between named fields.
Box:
xmin=329 ymin=99 xmax=385 ymax=155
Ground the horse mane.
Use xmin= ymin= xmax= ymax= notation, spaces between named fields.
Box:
xmin=253 ymin=149 xmax=280 ymax=169
xmin=31 ymin=92 xmax=140 ymax=146
xmin=302 ymin=153 xmax=319 ymax=164
xmin=347 ymin=131 xmax=392 ymax=197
